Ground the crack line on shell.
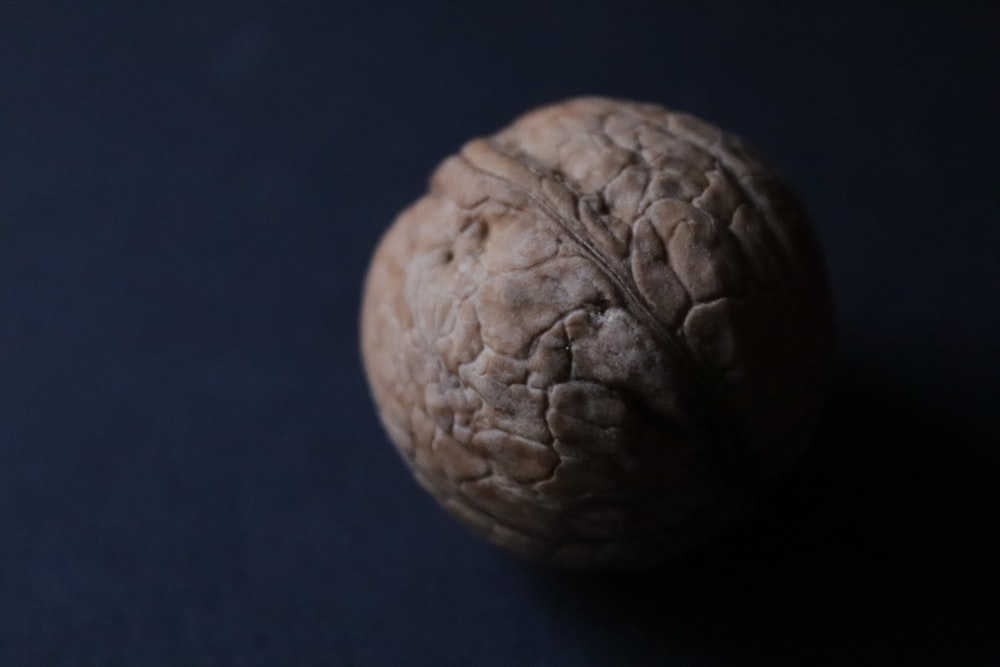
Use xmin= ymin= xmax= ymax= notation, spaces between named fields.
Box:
xmin=458 ymin=140 xmax=720 ymax=442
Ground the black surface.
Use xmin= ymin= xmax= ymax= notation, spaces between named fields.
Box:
xmin=1 ymin=2 xmax=998 ymax=665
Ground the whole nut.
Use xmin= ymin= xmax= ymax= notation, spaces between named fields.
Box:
xmin=361 ymin=97 xmax=834 ymax=569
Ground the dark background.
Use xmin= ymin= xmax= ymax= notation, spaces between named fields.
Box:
xmin=1 ymin=1 xmax=998 ymax=665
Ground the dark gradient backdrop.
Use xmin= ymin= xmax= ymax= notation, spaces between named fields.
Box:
xmin=1 ymin=2 xmax=998 ymax=665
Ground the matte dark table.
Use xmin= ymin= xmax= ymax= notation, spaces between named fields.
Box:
xmin=1 ymin=3 xmax=997 ymax=665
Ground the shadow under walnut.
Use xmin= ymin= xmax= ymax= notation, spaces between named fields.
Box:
xmin=360 ymin=96 xmax=835 ymax=570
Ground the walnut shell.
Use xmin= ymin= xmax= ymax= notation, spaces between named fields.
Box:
xmin=360 ymin=97 xmax=834 ymax=569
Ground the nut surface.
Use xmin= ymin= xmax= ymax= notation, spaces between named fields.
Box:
xmin=361 ymin=97 xmax=834 ymax=569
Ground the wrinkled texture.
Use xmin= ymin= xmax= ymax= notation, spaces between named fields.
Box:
xmin=361 ymin=97 xmax=834 ymax=569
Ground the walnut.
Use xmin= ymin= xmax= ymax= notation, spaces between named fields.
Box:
xmin=360 ymin=97 xmax=834 ymax=569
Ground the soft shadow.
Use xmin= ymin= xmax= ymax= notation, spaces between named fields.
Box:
xmin=524 ymin=367 xmax=1000 ymax=665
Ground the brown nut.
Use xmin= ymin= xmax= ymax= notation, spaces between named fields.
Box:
xmin=360 ymin=97 xmax=834 ymax=569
